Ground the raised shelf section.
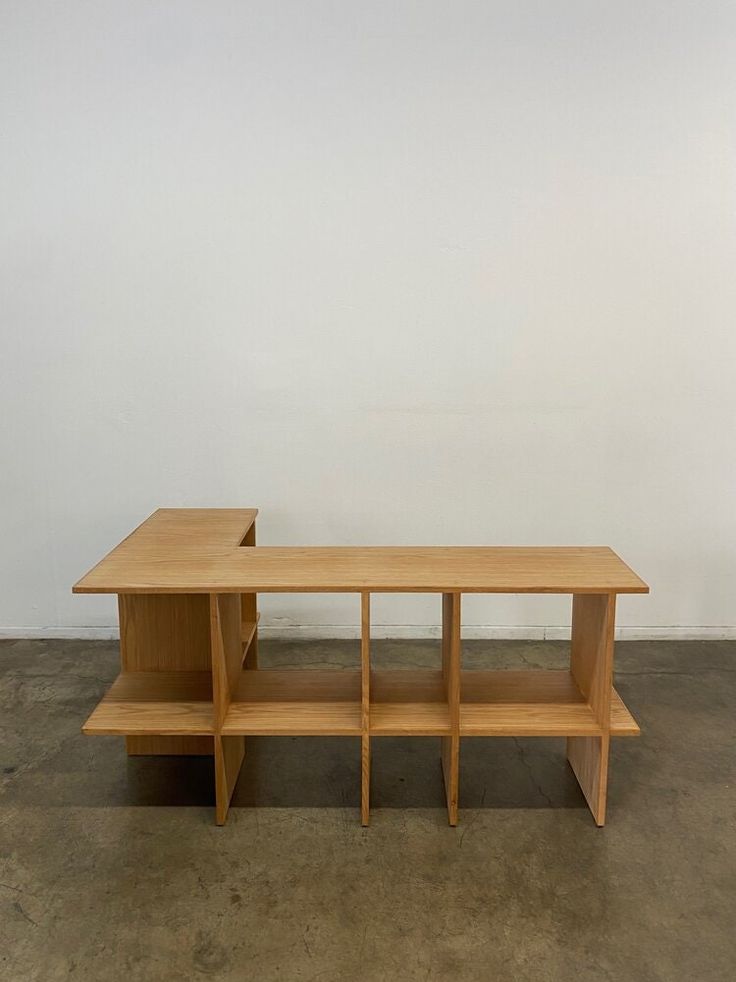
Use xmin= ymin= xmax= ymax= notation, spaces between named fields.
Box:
xmin=82 ymin=672 xmax=214 ymax=736
xmin=460 ymin=671 xmax=639 ymax=737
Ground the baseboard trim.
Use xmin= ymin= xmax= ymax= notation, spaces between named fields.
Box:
xmin=1 ymin=625 xmax=735 ymax=642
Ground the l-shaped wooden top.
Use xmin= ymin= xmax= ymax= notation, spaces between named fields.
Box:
xmin=73 ymin=509 xmax=649 ymax=595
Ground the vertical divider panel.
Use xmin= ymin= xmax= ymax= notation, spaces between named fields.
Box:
xmin=360 ymin=592 xmax=371 ymax=827
xmin=211 ymin=593 xmax=246 ymax=826
xmin=120 ymin=592 xmax=213 ymax=757
xmin=240 ymin=521 xmax=258 ymax=670
xmin=566 ymin=593 xmax=616 ymax=826
xmin=441 ymin=592 xmax=461 ymax=826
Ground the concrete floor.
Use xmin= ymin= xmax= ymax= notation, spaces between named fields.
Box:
xmin=0 ymin=638 xmax=734 ymax=982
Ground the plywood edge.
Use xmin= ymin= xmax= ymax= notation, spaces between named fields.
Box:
xmin=370 ymin=703 xmax=451 ymax=736
xmin=82 ymin=701 xmax=214 ymax=736
xmin=73 ymin=508 xmax=259 ymax=592
xmin=610 ymin=688 xmax=641 ymax=736
xmin=601 ymin=547 xmax=650 ymax=594
xmin=72 ymin=511 xmax=161 ymax=593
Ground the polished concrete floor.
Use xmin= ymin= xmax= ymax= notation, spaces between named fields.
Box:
xmin=0 ymin=637 xmax=734 ymax=981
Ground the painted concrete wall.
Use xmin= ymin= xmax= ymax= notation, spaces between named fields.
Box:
xmin=2 ymin=2 xmax=735 ymax=637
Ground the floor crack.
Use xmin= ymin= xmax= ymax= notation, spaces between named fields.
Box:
xmin=512 ymin=737 xmax=554 ymax=808
xmin=13 ymin=902 xmax=38 ymax=927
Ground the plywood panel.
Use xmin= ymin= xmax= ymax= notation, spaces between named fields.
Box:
xmin=361 ymin=593 xmax=371 ymax=827
xmin=441 ymin=593 xmax=460 ymax=826
xmin=568 ymin=734 xmax=610 ymax=826
xmin=567 ymin=593 xmax=616 ymax=826
xmin=118 ymin=594 xmax=211 ymax=672
xmin=370 ymin=703 xmax=451 ymax=736
xmin=223 ymin=702 xmax=362 ymax=736
xmin=83 ymin=672 xmax=213 ymax=735
xmin=240 ymin=520 xmax=258 ymax=669
xmin=460 ymin=670 xmax=639 ymax=736
xmin=215 ymin=735 xmax=245 ymax=826
xmin=76 ymin=537 xmax=649 ymax=596
xmin=211 ymin=592 xmax=248 ymax=824
xmin=211 ymin=593 xmax=244 ymax=728
xmin=117 ymin=594 xmax=212 ymax=755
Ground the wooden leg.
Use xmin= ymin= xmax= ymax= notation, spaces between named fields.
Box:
xmin=567 ymin=734 xmax=610 ymax=827
xmin=211 ymin=593 xmax=247 ymax=825
xmin=361 ymin=593 xmax=371 ymax=826
xmin=441 ymin=593 xmax=461 ymax=826
xmin=361 ymin=735 xmax=371 ymax=827
xmin=441 ymin=735 xmax=459 ymax=826
xmin=118 ymin=593 xmax=212 ymax=756
xmin=215 ymin=735 xmax=245 ymax=826
xmin=566 ymin=594 xmax=615 ymax=826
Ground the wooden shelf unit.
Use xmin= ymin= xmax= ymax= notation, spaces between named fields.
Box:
xmin=75 ymin=509 xmax=649 ymax=827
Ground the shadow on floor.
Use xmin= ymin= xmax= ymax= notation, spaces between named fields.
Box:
xmin=91 ymin=735 xmax=588 ymax=813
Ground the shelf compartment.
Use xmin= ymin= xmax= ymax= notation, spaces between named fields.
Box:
xmin=82 ymin=672 xmax=214 ymax=736
xmin=370 ymin=669 xmax=451 ymax=736
xmin=460 ymin=671 xmax=639 ymax=737
xmin=222 ymin=670 xmax=362 ymax=735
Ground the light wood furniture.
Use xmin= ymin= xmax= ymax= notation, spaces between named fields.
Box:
xmin=74 ymin=509 xmax=648 ymax=826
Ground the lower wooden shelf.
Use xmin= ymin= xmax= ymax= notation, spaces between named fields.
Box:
xmin=370 ymin=669 xmax=451 ymax=735
xmin=460 ymin=670 xmax=639 ymax=737
xmin=222 ymin=670 xmax=361 ymax=735
xmin=222 ymin=702 xmax=361 ymax=736
xmin=82 ymin=668 xmax=639 ymax=741
xmin=221 ymin=669 xmax=453 ymax=737
xmin=82 ymin=672 xmax=214 ymax=736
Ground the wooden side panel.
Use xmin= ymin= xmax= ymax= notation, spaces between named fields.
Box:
xmin=361 ymin=593 xmax=371 ymax=827
xmin=119 ymin=593 xmax=212 ymax=756
xmin=240 ymin=521 xmax=258 ymax=669
xmin=567 ymin=733 xmax=610 ymax=825
xmin=212 ymin=594 xmax=245 ymax=726
xmin=567 ymin=593 xmax=615 ymax=826
xmin=212 ymin=593 xmax=247 ymax=825
xmin=569 ymin=593 xmax=615 ymax=721
xmin=215 ymin=735 xmax=245 ymax=826
xmin=440 ymin=592 xmax=460 ymax=826
xmin=119 ymin=594 xmax=211 ymax=671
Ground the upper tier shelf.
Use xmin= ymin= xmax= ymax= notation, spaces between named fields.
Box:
xmin=73 ymin=510 xmax=649 ymax=595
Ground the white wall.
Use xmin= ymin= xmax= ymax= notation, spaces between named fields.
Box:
xmin=2 ymin=1 xmax=735 ymax=639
